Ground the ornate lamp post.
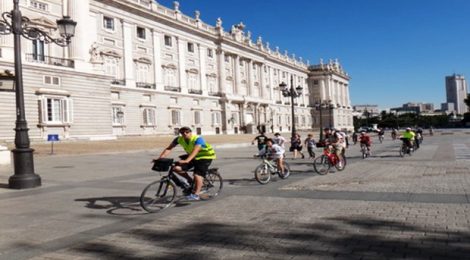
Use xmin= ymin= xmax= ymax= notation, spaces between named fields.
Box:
xmin=279 ymin=75 xmax=302 ymax=139
xmin=314 ymin=99 xmax=332 ymax=141
xmin=0 ymin=0 xmax=77 ymax=189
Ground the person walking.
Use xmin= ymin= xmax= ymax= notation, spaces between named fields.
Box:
xmin=251 ymin=131 xmax=268 ymax=157
xmin=290 ymin=133 xmax=305 ymax=159
xmin=304 ymin=133 xmax=316 ymax=159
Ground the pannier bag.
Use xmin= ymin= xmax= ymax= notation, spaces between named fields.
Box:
xmin=152 ymin=158 xmax=174 ymax=172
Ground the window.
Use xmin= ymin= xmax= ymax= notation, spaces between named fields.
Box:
xmin=211 ymin=112 xmax=221 ymax=125
xmin=164 ymin=68 xmax=176 ymax=87
xmin=136 ymin=64 xmax=149 ymax=83
xmin=136 ymin=26 xmax=146 ymax=39
xmin=187 ymin=73 xmax=198 ymax=90
xmin=39 ymin=96 xmax=73 ymax=124
xmin=207 ymin=48 xmax=213 ymax=58
xmin=164 ymin=35 xmax=172 ymax=47
xmin=103 ymin=16 xmax=114 ymax=31
xmin=32 ymin=39 xmax=45 ymax=61
xmin=313 ymin=80 xmax=319 ymax=85
xmin=104 ymin=56 xmax=119 ymax=78
xmin=44 ymin=76 xmax=60 ymax=86
xmin=171 ymin=110 xmax=181 ymax=125
xmin=224 ymin=56 xmax=229 ymax=63
xmin=187 ymin=42 xmax=194 ymax=53
xmin=142 ymin=108 xmax=156 ymax=126
xmin=194 ymin=111 xmax=201 ymax=125
xmin=30 ymin=0 xmax=48 ymax=11
xmin=112 ymin=106 xmax=124 ymax=125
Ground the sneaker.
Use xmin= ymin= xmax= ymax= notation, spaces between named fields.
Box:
xmin=186 ymin=194 xmax=200 ymax=201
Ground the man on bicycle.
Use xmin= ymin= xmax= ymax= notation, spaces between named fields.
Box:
xmin=401 ymin=127 xmax=415 ymax=153
xmin=157 ymin=126 xmax=216 ymax=201
xmin=259 ymin=138 xmax=285 ymax=175
xmin=359 ymin=131 xmax=372 ymax=155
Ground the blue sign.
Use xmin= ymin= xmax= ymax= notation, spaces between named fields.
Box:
xmin=47 ymin=134 xmax=59 ymax=142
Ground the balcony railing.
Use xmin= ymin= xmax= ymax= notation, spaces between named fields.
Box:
xmin=164 ymin=86 xmax=181 ymax=92
xmin=188 ymin=89 xmax=203 ymax=95
xmin=136 ymin=82 xmax=156 ymax=89
xmin=111 ymin=79 xmax=126 ymax=86
xmin=208 ymin=91 xmax=222 ymax=97
xmin=275 ymin=100 xmax=283 ymax=104
xmin=285 ymin=102 xmax=291 ymax=105
xmin=25 ymin=54 xmax=74 ymax=68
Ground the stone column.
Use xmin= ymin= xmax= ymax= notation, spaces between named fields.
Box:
xmin=260 ymin=64 xmax=265 ymax=99
xmin=269 ymin=66 xmax=274 ymax=101
xmin=176 ymin=37 xmax=187 ymax=93
xmin=68 ymin=0 xmax=91 ymax=72
xmin=234 ymin=55 xmax=240 ymax=95
xmin=248 ymin=60 xmax=254 ymax=97
xmin=198 ymin=44 xmax=207 ymax=94
xmin=217 ymin=49 xmax=225 ymax=93
xmin=122 ymin=21 xmax=135 ymax=87
xmin=152 ymin=30 xmax=163 ymax=91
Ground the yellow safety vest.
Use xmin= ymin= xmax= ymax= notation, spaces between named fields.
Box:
xmin=177 ymin=135 xmax=216 ymax=160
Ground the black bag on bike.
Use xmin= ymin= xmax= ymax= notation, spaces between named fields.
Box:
xmin=151 ymin=158 xmax=174 ymax=172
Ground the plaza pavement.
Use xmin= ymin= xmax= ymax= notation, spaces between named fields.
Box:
xmin=0 ymin=130 xmax=469 ymax=259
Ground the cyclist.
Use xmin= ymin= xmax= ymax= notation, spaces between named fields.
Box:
xmin=323 ymin=128 xmax=345 ymax=163
xmin=359 ymin=131 xmax=372 ymax=155
xmin=259 ymin=138 xmax=285 ymax=175
xmin=400 ymin=127 xmax=416 ymax=153
xmin=272 ymin=132 xmax=286 ymax=149
xmin=251 ymin=131 xmax=268 ymax=157
xmin=378 ymin=128 xmax=385 ymax=142
xmin=157 ymin=126 xmax=216 ymax=201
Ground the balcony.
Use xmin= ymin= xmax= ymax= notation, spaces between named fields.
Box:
xmin=25 ymin=54 xmax=74 ymax=68
xmin=188 ymin=89 xmax=203 ymax=95
xmin=111 ymin=79 xmax=126 ymax=86
xmin=136 ymin=82 xmax=156 ymax=89
xmin=164 ymin=86 xmax=181 ymax=92
xmin=208 ymin=91 xmax=222 ymax=97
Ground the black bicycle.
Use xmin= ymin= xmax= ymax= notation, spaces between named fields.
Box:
xmin=140 ymin=158 xmax=223 ymax=213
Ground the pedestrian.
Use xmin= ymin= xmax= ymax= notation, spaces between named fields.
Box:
xmin=251 ymin=131 xmax=268 ymax=157
xmin=272 ymin=132 xmax=286 ymax=149
xmin=304 ymin=133 xmax=316 ymax=159
xmin=290 ymin=133 xmax=305 ymax=159
xmin=352 ymin=132 xmax=358 ymax=145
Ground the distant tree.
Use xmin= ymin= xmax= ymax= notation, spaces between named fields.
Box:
xmin=465 ymin=93 xmax=470 ymax=111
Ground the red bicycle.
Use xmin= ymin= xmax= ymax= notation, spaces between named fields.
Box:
xmin=313 ymin=145 xmax=347 ymax=175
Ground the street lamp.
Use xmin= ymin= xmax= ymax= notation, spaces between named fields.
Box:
xmin=0 ymin=0 xmax=77 ymax=189
xmin=279 ymin=75 xmax=302 ymax=139
xmin=314 ymin=99 xmax=332 ymax=141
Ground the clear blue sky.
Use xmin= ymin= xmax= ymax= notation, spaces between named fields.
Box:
xmin=157 ymin=0 xmax=470 ymax=111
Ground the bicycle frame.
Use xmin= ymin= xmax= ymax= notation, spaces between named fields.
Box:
xmin=322 ymin=146 xmax=338 ymax=165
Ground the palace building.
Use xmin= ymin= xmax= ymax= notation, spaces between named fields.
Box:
xmin=0 ymin=0 xmax=353 ymax=141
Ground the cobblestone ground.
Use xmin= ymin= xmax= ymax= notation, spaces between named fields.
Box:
xmin=1 ymin=131 xmax=470 ymax=260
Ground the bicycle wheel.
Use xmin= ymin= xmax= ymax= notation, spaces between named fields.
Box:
xmin=254 ymin=163 xmax=271 ymax=184
xmin=335 ymin=155 xmax=347 ymax=171
xmin=140 ymin=179 xmax=176 ymax=213
xmin=313 ymin=155 xmax=330 ymax=175
xmin=278 ymin=161 xmax=290 ymax=179
xmin=201 ymin=169 xmax=223 ymax=199
xmin=399 ymin=145 xmax=406 ymax=157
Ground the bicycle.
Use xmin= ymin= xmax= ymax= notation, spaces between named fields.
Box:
xmin=140 ymin=158 xmax=223 ymax=213
xmin=313 ymin=145 xmax=347 ymax=175
xmin=399 ymin=138 xmax=413 ymax=157
xmin=360 ymin=143 xmax=370 ymax=159
xmin=254 ymin=156 xmax=290 ymax=184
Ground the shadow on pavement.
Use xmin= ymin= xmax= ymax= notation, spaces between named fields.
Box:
xmin=75 ymin=197 xmax=147 ymax=216
xmin=47 ymin=215 xmax=470 ymax=259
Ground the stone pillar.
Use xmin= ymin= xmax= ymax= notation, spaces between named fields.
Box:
xmin=217 ymin=49 xmax=225 ymax=93
xmin=260 ymin=64 xmax=265 ymax=99
xmin=234 ymin=55 xmax=240 ymax=95
xmin=0 ymin=1 xmax=13 ymax=60
xmin=176 ymin=37 xmax=187 ymax=93
xmin=68 ymin=0 xmax=92 ymax=72
xmin=269 ymin=66 xmax=274 ymax=101
xmin=152 ymin=30 xmax=163 ymax=91
xmin=122 ymin=21 xmax=135 ymax=87
xmin=248 ymin=60 xmax=254 ymax=96
xmin=198 ymin=44 xmax=207 ymax=94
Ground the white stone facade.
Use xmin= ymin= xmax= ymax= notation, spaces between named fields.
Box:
xmin=0 ymin=0 xmax=353 ymax=141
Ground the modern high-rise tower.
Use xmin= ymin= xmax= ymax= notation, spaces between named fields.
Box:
xmin=445 ymin=74 xmax=469 ymax=115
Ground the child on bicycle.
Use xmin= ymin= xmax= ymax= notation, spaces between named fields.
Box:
xmin=259 ymin=138 xmax=285 ymax=175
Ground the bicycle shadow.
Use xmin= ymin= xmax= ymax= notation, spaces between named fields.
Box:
xmin=75 ymin=196 xmax=147 ymax=216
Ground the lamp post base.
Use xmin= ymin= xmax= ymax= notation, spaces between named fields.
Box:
xmin=8 ymin=148 xmax=41 ymax=189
